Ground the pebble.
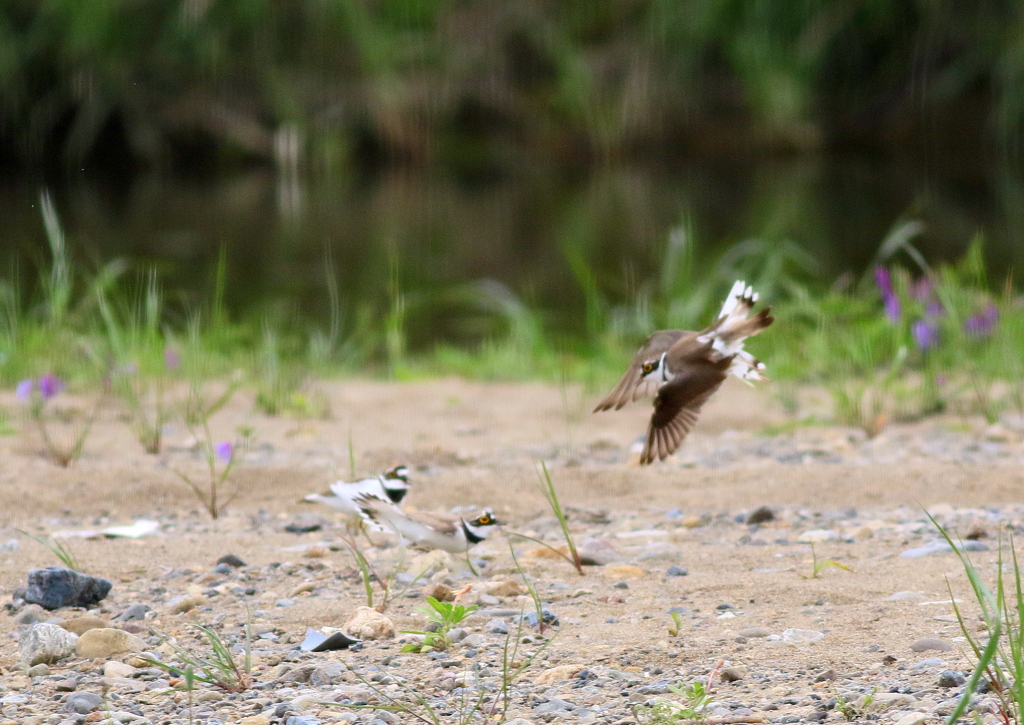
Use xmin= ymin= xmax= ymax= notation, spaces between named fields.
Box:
xmin=746 ymin=505 xmax=775 ymax=524
xmin=666 ymin=565 xmax=688 ymax=577
xmin=103 ymin=661 xmax=137 ymax=678
xmin=894 ymin=713 xmax=929 ymax=725
xmin=14 ymin=604 xmax=47 ymax=626
xmin=66 ymin=692 xmax=104 ymax=714
xmin=521 ymin=608 xmax=559 ymax=627
xmin=167 ymin=594 xmax=206 ymax=613
xmin=344 ymin=606 xmax=396 ymax=640
xmin=901 ymin=540 xmax=990 ymax=558
xmin=738 ymin=627 xmax=770 ymax=638
xmin=887 ymin=591 xmax=927 ymax=601
xmin=602 ymin=565 xmax=644 ymax=579
xmin=937 ymin=670 xmax=966 ymax=687
xmin=61 ymin=616 xmax=109 ymax=635
xmin=781 ymin=628 xmax=823 ymax=644
xmin=113 ymin=603 xmax=151 ymax=622
xmin=75 ymin=628 xmax=147 ymax=658
xmin=910 ymin=638 xmax=952 ymax=652
xmin=23 ymin=567 xmax=113 ymax=610
xmin=217 ymin=553 xmax=247 ymax=567
xmin=719 ymin=666 xmax=745 ymax=682
xmin=19 ymin=622 xmax=79 ymax=665
xmin=797 ymin=529 xmax=839 ymax=543
xmin=486 ymin=618 xmax=509 ymax=635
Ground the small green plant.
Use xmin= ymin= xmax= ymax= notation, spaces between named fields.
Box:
xmin=143 ymin=620 xmax=252 ymax=693
xmin=113 ymin=346 xmax=180 ymax=454
xmin=16 ymin=375 xmax=99 ymax=467
xmin=508 ymin=539 xmax=549 ymax=634
xmin=801 ymin=544 xmax=853 ymax=579
xmin=401 ymin=596 xmax=477 ymax=653
xmin=632 ymin=680 xmax=713 ymax=725
xmin=833 ymin=687 xmax=875 ymax=721
xmin=170 ymin=426 xmax=251 ymax=519
xmin=506 ymin=462 xmax=586 ymax=574
xmin=327 ymin=617 xmax=553 ymax=725
xmin=16 ymin=529 xmax=82 ymax=571
xmin=932 ymin=513 xmax=1024 ymax=725
xmin=667 ymin=610 xmax=684 ymax=637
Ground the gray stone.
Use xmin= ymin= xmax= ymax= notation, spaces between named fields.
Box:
xmin=24 ymin=567 xmax=112 ymax=610
xmin=910 ymin=638 xmax=952 ymax=653
xmin=19 ymin=622 xmax=79 ymax=665
xmin=66 ymin=691 xmax=104 ymax=714
xmin=667 ymin=565 xmax=688 ymax=577
xmin=901 ymin=540 xmax=990 ymax=558
xmin=521 ymin=609 xmax=559 ymax=627
xmin=113 ymin=603 xmax=151 ymax=622
xmin=738 ymin=627 xmax=770 ymax=638
xmin=462 ymin=633 xmax=485 ymax=647
xmin=486 ymin=619 xmax=509 ymax=635
xmin=309 ymin=662 xmax=348 ymax=687
xmin=533 ymin=698 xmax=573 ymax=714
xmin=938 ymin=670 xmax=966 ymax=687
xmin=14 ymin=604 xmax=47 ymax=626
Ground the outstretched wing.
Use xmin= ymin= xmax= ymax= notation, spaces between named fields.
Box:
xmin=593 ymin=330 xmax=688 ymax=412
xmin=640 ymin=347 xmax=732 ymax=464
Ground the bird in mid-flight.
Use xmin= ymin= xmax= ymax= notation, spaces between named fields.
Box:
xmin=594 ymin=281 xmax=774 ymax=464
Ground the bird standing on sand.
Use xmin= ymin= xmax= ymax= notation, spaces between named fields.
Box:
xmin=304 ymin=465 xmax=411 ymax=531
xmin=353 ymin=494 xmax=499 ymax=553
xmin=594 ymin=281 xmax=774 ymax=464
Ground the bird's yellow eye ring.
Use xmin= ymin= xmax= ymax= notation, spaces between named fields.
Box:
xmin=642 ymin=363 xmax=654 ymax=374
xmin=477 ymin=515 xmax=492 ymax=525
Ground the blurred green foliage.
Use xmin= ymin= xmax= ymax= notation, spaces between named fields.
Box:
xmin=4 ymin=0 xmax=1024 ymax=169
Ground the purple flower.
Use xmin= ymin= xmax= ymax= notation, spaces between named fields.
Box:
xmin=215 ymin=441 xmax=234 ymax=463
xmin=909 ymin=276 xmax=933 ymax=302
xmin=884 ymin=294 xmax=901 ymax=323
xmin=874 ymin=267 xmax=894 ymax=298
xmin=935 ymin=374 xmax=948 ymax=387
xmin=874 ymin=267 xmax=901 ymax=322
xmin=965 ymin=304 xmax=999 ymax=338
xmin=912 ymin=319 xmax=940 ymax=351
xmin=163 ymin=347 xmax=181 ymax=371
xmin=38 ymin=374 xmax=64 ymax=400
xmin=926 ymin=300 xmax=945 ymax=317
xmin=15 ymin=379 xmax=33 ymax=401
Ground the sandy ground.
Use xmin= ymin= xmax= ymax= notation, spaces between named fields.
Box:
xmin=1 ymin=378 xmax=1022 ymax=723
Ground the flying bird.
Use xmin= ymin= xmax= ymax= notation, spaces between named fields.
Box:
xmin=594 ymin=281 xmax=774 ymax=464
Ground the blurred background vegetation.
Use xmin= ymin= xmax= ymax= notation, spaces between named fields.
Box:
xmin=2 ymin=0 xmax=1024 ymax=432
xmin=3 ymin=0 xmax=1024 ymax=170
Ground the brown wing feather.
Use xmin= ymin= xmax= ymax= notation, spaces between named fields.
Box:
xmin=593 ymin=330 xmax=688 ymax=412
xmin=639 ymin=354 xmax=732 ymax=464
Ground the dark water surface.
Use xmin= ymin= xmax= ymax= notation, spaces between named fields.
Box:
xmin=2 ymin=155 xmax=1022 ymax=346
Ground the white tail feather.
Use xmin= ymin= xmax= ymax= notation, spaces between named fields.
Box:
xmin=700 ymin=281 xmax=768 ymax=382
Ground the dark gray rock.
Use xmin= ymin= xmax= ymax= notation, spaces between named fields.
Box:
xmin=24 ymin=567 xmax=112 ymax=610
xmin=746 ymin=506 xmax=775 ymax=524
xmin=217 ymin=554 xmax=246 ymax=568
xmin=521 ymin=608 xmax=559 ymax=627
xmin=533 ymin=698 xmax=573 ymax=714
xmin=66 ymin=691 xmax=104 ymax=714
xmin=667 ymin=565 xmax=688 ymax=577
xmin=938 ymin=670 xmax=966 ymax=688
